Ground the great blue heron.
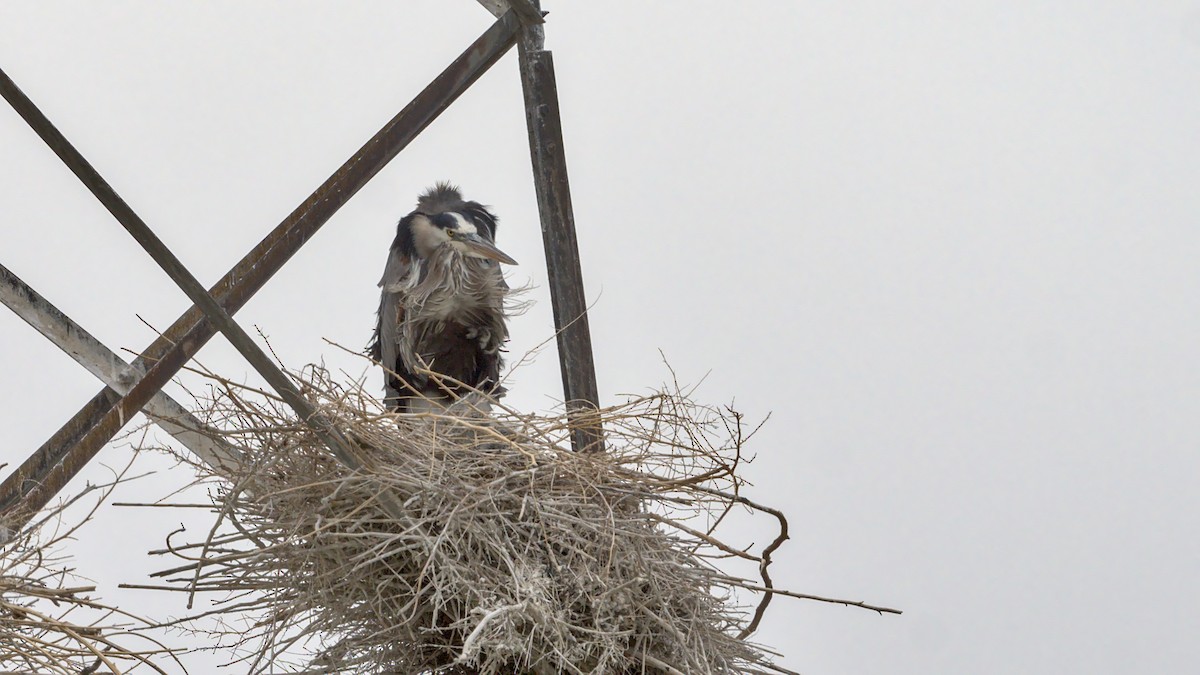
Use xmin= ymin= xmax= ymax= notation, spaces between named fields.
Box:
xmin=369 ymin=183 xmax=518 ymax=412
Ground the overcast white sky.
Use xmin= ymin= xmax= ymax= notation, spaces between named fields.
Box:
xmin=3 ymin=2 xmax=1199 ymax=673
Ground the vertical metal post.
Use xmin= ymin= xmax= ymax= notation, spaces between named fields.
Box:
xmin=516 ymin=5 xmax=604 ymax=453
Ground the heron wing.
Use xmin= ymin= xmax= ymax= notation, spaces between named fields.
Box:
xmin=375 ymin=247 xmax=418 ymax=408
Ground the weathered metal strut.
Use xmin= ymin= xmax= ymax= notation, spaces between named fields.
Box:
xmin=0 ymin=12 xmax=521 ymax=530
xmin=515 ymin=3 xmax=605 ymax=452
xmin=0 ymin=264 xmax=242 ymax=473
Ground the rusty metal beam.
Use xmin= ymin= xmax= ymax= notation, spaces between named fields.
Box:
xmin=516 ymin=4 xmax=604 ymax=452
xmin=0 ymin=11 xmax=521 ymax=530
xmin=0 ymin=264 xmax=242 ymax=472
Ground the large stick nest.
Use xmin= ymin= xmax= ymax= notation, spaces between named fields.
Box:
xmin=151 ymin=368 xmax=795 ymax=674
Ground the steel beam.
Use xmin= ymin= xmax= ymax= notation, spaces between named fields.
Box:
xmin=0 ymin=264 xmax=241 ymax=472
xmin=0 ymin=11 xmax=521 ymax=529
xmin=516 ymin=5 xmax=604 ymax=452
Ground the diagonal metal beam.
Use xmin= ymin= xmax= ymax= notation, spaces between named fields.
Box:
xmin=0 ymin=264 xmax=242 ymax=472
xmin=515 ymin=3 xmax=604 ymax=452
xmin=0 ymin=11 xmax=521 ymax=529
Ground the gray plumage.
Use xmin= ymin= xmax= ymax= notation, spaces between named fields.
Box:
xmin=369 ymin=184 xmax=517 ymax=411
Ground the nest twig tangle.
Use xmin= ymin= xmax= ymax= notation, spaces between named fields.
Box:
xmin=0 ymin=466 xmax=182 ymax=674
xmin=139 ymin=365 xmax=846 ymax=674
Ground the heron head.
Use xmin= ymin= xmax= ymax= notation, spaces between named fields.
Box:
xmin=411 ymin=212 xmax=517 ymax=265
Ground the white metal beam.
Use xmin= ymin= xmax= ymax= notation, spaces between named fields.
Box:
xmin=0 ymin=264 xmax=242 ymax=472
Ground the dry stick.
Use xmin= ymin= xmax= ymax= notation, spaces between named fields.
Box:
xmin=636 ymin=652 xmax=689 ymax=675
xmin=0 ymin=585 xmax=97 ymax=597
xmin=734 ymin=494 xmax=790 ymax=638
xmin=112 ymin=502 xmax=218 ymax=508
xmin=644 ymin=512 xmax=761 ymax=563
xmin=726 ymin=581 xmax=903 ymax=616
xmin=455 ymin=600 xmax=529 ymax=664
xmin=671 ymin=481 xmax=806 ymax=637
xmin=4 ymin=602 xmax=121 ymax=674
xmin=182 ymin=468 xmax=259 ymax=610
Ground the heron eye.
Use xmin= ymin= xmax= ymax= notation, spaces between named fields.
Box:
xmin=446 ymin=229 xmax=456 ymax=238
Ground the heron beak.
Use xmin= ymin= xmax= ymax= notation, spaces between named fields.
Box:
xmin=458 ymin=233 xmax=518 ymax=265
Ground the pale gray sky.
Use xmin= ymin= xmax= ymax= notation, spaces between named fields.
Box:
xmin=2 ymin=2 xmax=1199 ymax=673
